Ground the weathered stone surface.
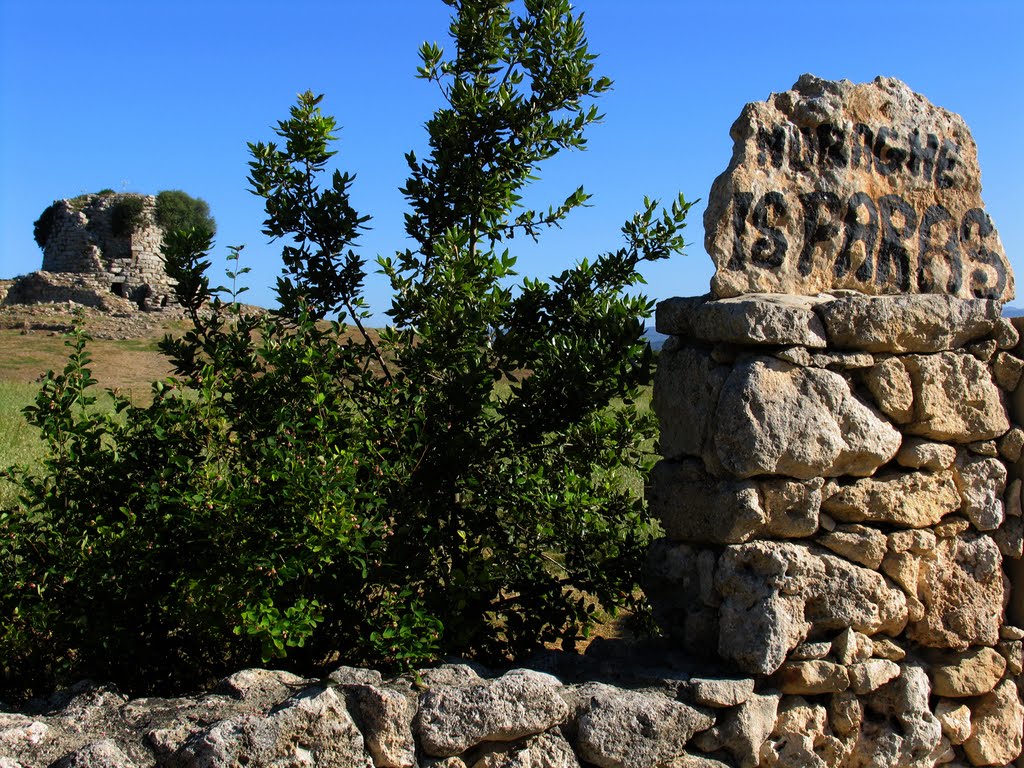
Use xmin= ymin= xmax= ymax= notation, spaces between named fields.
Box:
xmin=896 ymin=437 xmax=958 ymax=471
xmin=994 ymin=351 xmax=1024 ymax=390
xmin=713 ymin=357 xmax=901 ymax=479
xmin=864 ymin=357 xmax=915 ymax=422
xmin=416 ymin=671 xmax=568 ymax=757
xmin=343 ymin=684 xmax=417 ymax=768
xmin=962 ymin=679 xmax=1024 ymax=766
xmin=847 ymin=659 xmax=901 ymax=694
xmin=871 ymin=638 xmax=907 ymax=661
xmin=418 ymin=664 xmax=485 ymax=689
xmin=829 ymin=691 xmax=863 ymax=738
xmin=929 ymin=646 xmax=1007 ymax=697
xmin=214 ymin=667 xmax=311 ymax=709
xmin=851 ymin=665 xmax=943 ymax=768
xmin=574 ymin=684 xmax=714 ymax=768
xmin=176 ymin=685 xmax=373 ymax=768
xmin=790 ymin=641 xmax=832 ymax=661
xmin=1000 ymin=638 xmax=1023 ymax=675
xmin=471 ymin=731 xmax=580 ymax=768
xmin=691 ymin=692 xmax=780 ymax=768
xmin=818 ymin=524 xmax=888 ymax=568
xmin=328 ymin=665 xmax=384 ymax=687
xmin=715 ymin=542 xmax=907 ymax=675
xmin=999 ymin=430 xmax=1024 ymax=463
xmin=953 ymin=453 xmax=1007 ymax=531
xmin=821 ymin=470 xmax=960 ymax=528
xmin=653 ymin=345 xmax=728 ymax=462
xmin=908 ymin=532 xmax=1004 ymax=649
xmin=689 ymin=677 xmax=755 ymax=708
xmin=705 ymin=74 xmax=1012 ymax=302
xmin=649 ymin=460 xmax=822 ymax=544
xmin=901 ymin=352 xmax=1008 ymax=442
xmin=832 ymin=627 xmax=874 ymax=665
xmin=656 ymin=293 xmax=829 ymax=347
xmin=777 ymin=660 xmax=850 ymax=694
xmin=819 ymin=296 xmax=1003 ymax=354
xmin=760 ymin=698 xmax=845 ymax=768
xmin=934 ymin=699 xmax=972 ymax=745
xmin=50 ymin=740 xmax=136 ymax=768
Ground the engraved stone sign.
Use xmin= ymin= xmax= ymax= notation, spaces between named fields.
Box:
xmin=705 ymin=75 xmax=1014 ymax=302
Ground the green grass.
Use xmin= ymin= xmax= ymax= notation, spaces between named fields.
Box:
xmin=0 ymin=382 xmax=45 ymax=509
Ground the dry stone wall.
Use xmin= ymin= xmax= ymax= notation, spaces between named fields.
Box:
xmin=646 ymin=75 xmax=1023 ymax=768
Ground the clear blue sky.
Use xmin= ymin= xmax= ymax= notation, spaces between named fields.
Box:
xmin=2 ymin=1 xmax=1022 ymax=320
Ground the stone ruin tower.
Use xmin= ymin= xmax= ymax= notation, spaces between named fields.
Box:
xmin=14 ymin=193 xmax=175 ymax=310
xmin=645 ymin=76 xmax=1024 ymax=767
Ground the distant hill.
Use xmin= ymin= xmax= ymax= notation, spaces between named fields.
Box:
xmin=643 ymin=326 xmax=668 ymax=351
xmin=1003 ymin=306 xmax=1024 ymax=318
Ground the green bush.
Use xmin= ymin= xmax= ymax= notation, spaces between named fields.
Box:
xmin=32 ymin=203 xmax=59 ymax=248
xmin=154 ymin=189 xmax=216 ymax=237
xmin=1 ymin=0 xmax=692 ymax=698
xmin=109 ymin=196 xmax=147 ymax=238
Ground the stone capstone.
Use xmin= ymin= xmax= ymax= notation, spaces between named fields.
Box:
xmin=656 ymin=293 xmax=829 ymax=347
xmin=704 ymin=75 xmax=1013 ymax=302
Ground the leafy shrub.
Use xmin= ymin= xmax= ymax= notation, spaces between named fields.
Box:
xmin=96 ymin=188 xmax=116 ymax=196
xmin=109 ymin=195 xmax=147 ymax=237
xmin=32 ymin=203 xmax=59 ymax=248
xmin=1 ymin=0 xmax=692 ymax=698
xmin=154 ymin=189 xmax=216 ymax=237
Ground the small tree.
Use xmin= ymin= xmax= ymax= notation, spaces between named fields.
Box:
xmin=1 ymin=0 xmax=693 ymax=696
xmin=155 ymin=189 xmax=217 ymax=238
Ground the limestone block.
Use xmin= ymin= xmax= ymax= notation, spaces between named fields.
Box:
xmin=175 ymin=686 xmax=373 ymax=767
xmin=760 ymin=698 xmax=846 ymax=768
xmin=471 ymin=731 xmax=580 ymax=768
xmin=865 ymin=357 xmax=915 ymax=422
xmin=343 ymin=684 xmax=417 ymax=768
xmin=929 ymin=647 xmax=1007 ymax=697
xmin=908 ymin=532 xmax=1004 ymax=649
xmin=790 ymin=641 xmax=832 ymax=661
xmin=653 ymin=345 xmax=728 ymax=461
xmin=704 ymin=75 xmax=1013 ymax=302
xmin=688 ymin=677 xmax=755 ymax=708
xmin=848 ymin=659 xmax=902 ymax=694
xmin=897 ymin=437 xmax=958 ymax=471
xmin=214 ymin=668 xmax=312 ymax=708
xmin=832 ymin=628 xmax=874 ymax=665
xmin=829 ymin=691 xmax=863 ymax=738
xmin=999 ymin=639 xmax=1023 ymax=675
xmin=995 ymin=317 xmax=1021 ymax=349
xmin=901 ymin=352 xmax=1009 ymax=443
xmin=690 ymin=692 xmax=780 ymax=768
xmin=851 ymin=665 xmax=943 ymax=768
xmin=953 ymin=453 xmax=1007 ymax=531
xmin=822 ymin=470 xmax=961 ymax=528
xmin=998 ymin=431 xmax=1024 ymax=463
xmin=713 ymin=356 xmax=901 ymax=479
xmin=994 ymin=351 xmax=1024 ymax=391
xmin=995 ymin=516 xmax=1024 ymax=558
xmin=817 ymin=296 xmax=1004 ymax=353
xmin=656 ymin=293 xmax=829 ymax=347
xmin=574 ymin=684 xmax=714 ymax=768
xmin=648 ymin=460 xmax=822 ymax=544
xmin=416 ymin=670 xmax=568 ymax=757
xmin=871 ymin=638 xmax=907 ymax=661
xmin=818 ymin=524 xmax=888 ymax=568
xmin=777 ymin=661 xmax=850 ymax=694
xmin=715 ymin=542 xmax=908 ymax=675
xmin=962 ymin=680 xmax=1024 ymax=766
xmin=934 ymin=699 xmax=972 ymax=745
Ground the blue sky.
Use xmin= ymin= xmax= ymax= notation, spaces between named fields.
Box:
xmin=2 ymin=1 xmax=1022 ymax=321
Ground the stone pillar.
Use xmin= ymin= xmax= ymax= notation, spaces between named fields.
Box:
xmin=646 ymin=76 xmax=1023 ymax=767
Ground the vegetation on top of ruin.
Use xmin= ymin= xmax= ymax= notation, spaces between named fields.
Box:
xmin=31 ymin=189 xmax=216 ymax=249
